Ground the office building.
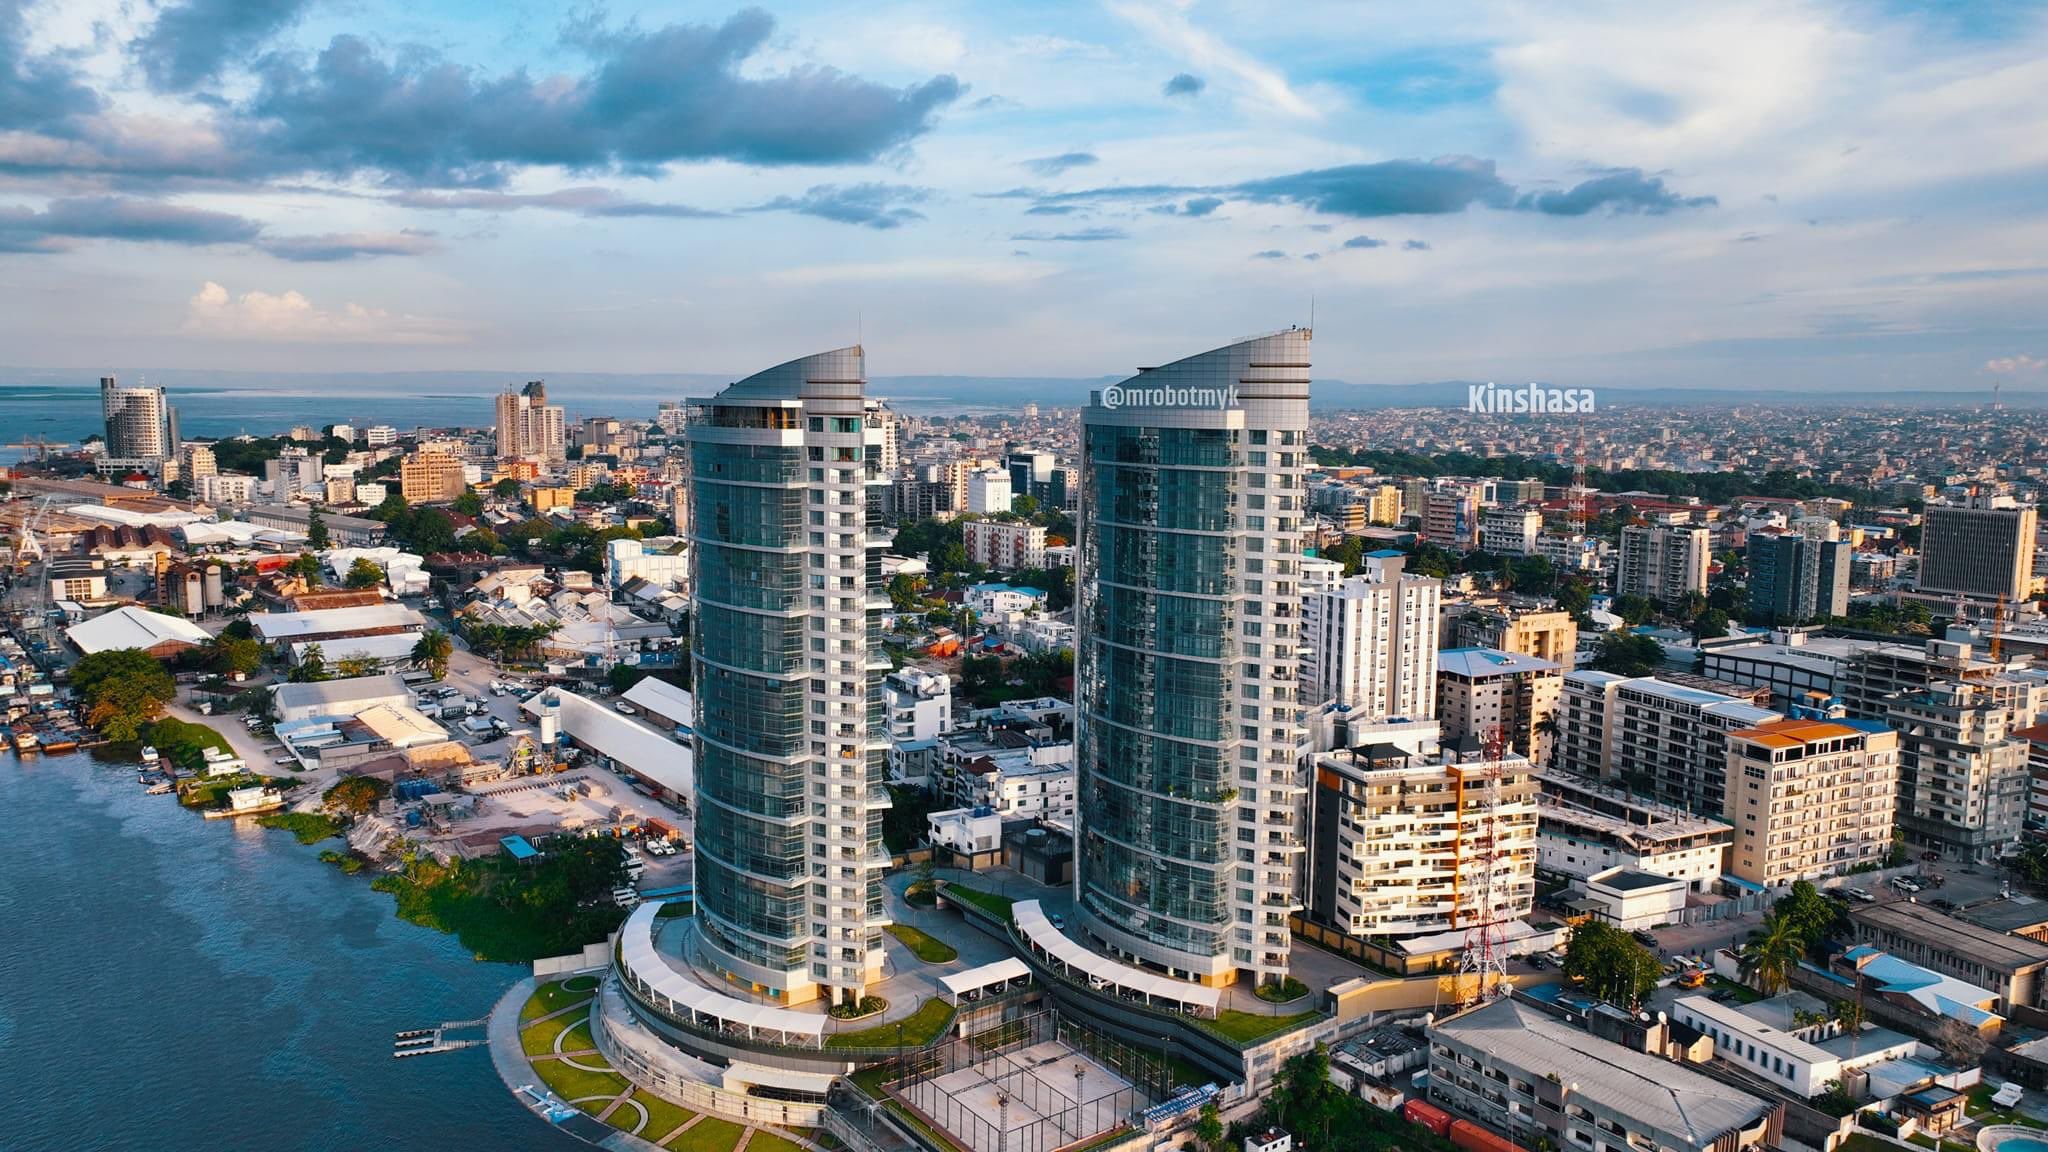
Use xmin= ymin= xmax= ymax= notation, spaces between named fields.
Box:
xmin=1478 ymin=505 xmax=1542 ymax=557
xmin=1007 ymin=449 xmax=1068 ymax=509
xmin=1303 ymin=551 xmax=1441 ymax=718
xmin=1700 ymin=631 xmax=1865 ymax=712
xmin=1305 ymin=729 xmax=1536 ymax=942
xmin=1723 ymin=718 xmax=1899 ymax=888
xmin=1427 ymin=995 xmax=1782 ymax=1152
xmin=1536 ymin=771 xmax=1731 ymax=891
xmin=965 ymin=468 xmax=1013 ymax=515
xmin=1837 ymin=638 xmax=2006 ymax=721
xmin=1748 ymin=530 xmax=1851 ymax=624
xmin=1424 ymin=486 xmax=1483 ymax=551
xmin=494 ymin=380 xmax=566 ymax=462
xmin=99 ymin=374 xmax=178 ymax=466
xmin=1849 ymin=901 xmax=2048 ymax=1010
xmin=398 ymin=448 xmax=469 ymax=504
xmin=1889 ymin=678 xmax=2030 ymax=861
xmin=1919 ymin=496 xmax=2037 ymax=603
xmin=1557 ymin=671 xmax=1780 ymax=814
xmin=1617 ymin=522 xmax=1709 ymax=604
xmin=363 ymin=425 xmax=399 ymax=447
xmin=1075 ymin=329 xmax=1309 ymax=986
xmin=1436 ymin=648 xmax=1562 ymax=763
xmin=1452 ymin=600 xmax=1577 ymax=669
xmin=685 ymin=346 xmax=891 ymax=1006
xmin=962 ymin=519 xmax=1046 ymax=571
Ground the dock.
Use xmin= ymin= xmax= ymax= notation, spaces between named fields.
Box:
xmin=392 ymin=1017 xmax=491 ymax=1058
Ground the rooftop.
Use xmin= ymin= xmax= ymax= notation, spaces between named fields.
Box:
xmin=271 ymin=673 xmax=412 ymax=713
xmin=248 ymin=603 xmax=425 ymax=640
xmin=1956 ymin=896 xmax=2048 ymax=935
xmin=64 ymin=605 xmax=211 ymax=654
xmin=1438 ymin=647 xmax=1561 ymax=679
xmin=1728 ymin=718 xmax=1868 ymax=748
xmin=1431 ymin=996 xmax=1776 ymax=1149
xmin=1850 ymin=902 xmax=2048 ymax=972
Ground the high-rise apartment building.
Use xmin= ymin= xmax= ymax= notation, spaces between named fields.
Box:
xmin=962 ymin=519 xmax=1046 ymax=571
xmin=1075 ymin=329 xmax=1309 ymax=986
xmin=966 ymin=468 xmax=1013 ymax=514
xmin=1748 ymin=530 xmax=1851 ymax=624
xmin=1367 ymin=483 xmax=1402 ymax=526
xmin=1436 ymin=648 xmax=1563 ymax=764
xmin=685 ymin=347 xmax=891 ymax=1007
xmin=494 ymin=380 xmax=566 ymax=463
xmin=1919 ymin=496 xmax=2037 ymax=603
xmin=1556 ymin=670 xmax=1779 ymax=814
xmin=1304 ymin=731 xmax=1537 ymax=943
xmin=1478 ymin=505 xmax=1543 ymax=557
xmin=1723 ymin=718 xmax=1898 ymax=887
xmin=1889 ymin=679 xmax=2030 ymax=861
xmin=1617 ymin=522 xmax=1710 ymax=604
xmin=99 ymin=375 xmax=177 ymax=464
xmin=1303 ymin=551 xmax=1441 ymax=718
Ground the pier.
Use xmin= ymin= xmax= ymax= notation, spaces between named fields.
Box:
xmin=393 ymin=1017 xmax=491 ymax=1058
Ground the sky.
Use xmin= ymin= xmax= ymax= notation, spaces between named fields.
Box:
xmin=2 ymin=0 xmax=2047 ymax=393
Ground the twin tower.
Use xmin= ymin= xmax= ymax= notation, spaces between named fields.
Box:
xmin=684 ymin=331 xmax=1312 ymax=1008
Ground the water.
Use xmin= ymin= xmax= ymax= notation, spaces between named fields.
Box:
xmin=0 ymin=750 xmax=583 ymax=1151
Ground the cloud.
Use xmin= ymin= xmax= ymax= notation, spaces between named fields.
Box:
xmin=1513 ymin=168 xmax=1717 ymax=215
xmin=388 ymin=187 xmax=723 ymax=218
xmin=1236 ymin=157 xmax=1512 ymax=216
xmin=1403 ymin=239 xmax=1430 ymax=250
xmin=135 ymin=0 xmax=311 ymax=92
xmin=1986 ymin=355 xmax=2045 ymax=375
xmin=1008 ymin=227 xmax=1128 ymax=242
xmin=1342 ymin=234 xmax=1386 ymax=249
xmin=183 ymin=280 xmax=460 ymax=343
xmin=257 ymin=230 xmax=439 ymax=261
xmin=1111 ymin=2 xmax=1313 ymax=118
xmin=1163 ymin=72 xmax=1205 ymax=98
xmin=0 ymin=0 xmax=103 ymax=133
xmin=1024 ymin=204 xmax=1080 ymax=216
xmin=752 ymin=183 xmax=932 ymax=229
xmin=228 ymin=10 xmax=961 ymax=186
xmin=1181 ymin=196 xmax=1223 ymax=217
xmin=0 ymin=196 xmax=261 ymax=253
xmin=1252 ymin=249 xmax=1287 ymax=259
xmin=1023 ymin=151 xmax=1097 ymax=176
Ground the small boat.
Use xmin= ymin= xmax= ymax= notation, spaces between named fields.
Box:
xmin=12 ymin=729 xmax=38 ymax=753
xmin=145 ymin=780 xmax=174 ymax=795
xmin=140 ymin=745 xmax=160 ymax=765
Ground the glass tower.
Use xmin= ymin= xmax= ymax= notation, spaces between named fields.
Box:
xmin=1075 ymin=330 xmax=1312 ymax=987
xmin=686 ymin=347 xmax=892 ymax=1007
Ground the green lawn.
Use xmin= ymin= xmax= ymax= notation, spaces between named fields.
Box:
xmin=1968 ymin=1084 xmax=2048 ymax=1129
xmin=1839 ymin=1136 xmax=1898 ymax=1152
xmin=521 ymin=980 xmax=594 ymax=1021
xmin=749 ymin=1133 xmax=806 ymax=1152
xmin=562 ymin=974 xmax=600 ymax=993
xmin=887 ymin=923 xmax=959 ymax=963
xmin=1706 ymin=976 xmax=1763 ymax=1004
xmin=629 ymin=1091 xmax=697 ymax=1141
xmin=531 ymin=1055 xmax=628 ymax=1104
xmin=670 ymin=1115 xmax=745 ymax=1152
xmin=256 ymin=811 xmax=341 ymax=844
xmin=1204 ymin=1008 xmax=1323 ymax=1044
xmin=943 ymin=885 xmax=1014 ymax=922
xmin=826 ymin=998 xmax=957 ymax=1049
xmin=602 ymin=1096 xmax=650 ymax=1134
xmin=558 ymin=1021 xmax=596 ymax=1053
xmin=522 ymin=1011 xmax=582 ymax=1057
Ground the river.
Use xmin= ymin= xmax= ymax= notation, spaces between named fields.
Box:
xmin=0 ymin=749 xmax=584 ymax=1151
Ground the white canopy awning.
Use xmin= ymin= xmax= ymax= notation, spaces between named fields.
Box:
xmin=1013 ymin=900 xmax=1220 ymax=1014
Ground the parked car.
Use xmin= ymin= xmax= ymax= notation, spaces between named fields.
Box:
xmin=1527 ymin=954 xmax=1548 ymax=970
xmin=615 ymin=702 xmax=636 ymax=715
xmin=1845 ymin=886 xmax=1876 ymax=902
xmin=1631 ymin=929 xmax=1659 ymax=948
xmin=1931 ymin=898 xmax=1958 ymax=912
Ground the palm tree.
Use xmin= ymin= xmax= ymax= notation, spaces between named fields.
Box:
xmin=1739 ymin=914 xmax=1803 ymax=996
xmin=1833 ymin=995 xmax=1867 ymax=1055
xmin=411 ymin=628 xmax=453 ymax=681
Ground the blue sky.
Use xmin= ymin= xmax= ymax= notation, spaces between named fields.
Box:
xmin=3 ymin=0 xmax=2047 ymax=392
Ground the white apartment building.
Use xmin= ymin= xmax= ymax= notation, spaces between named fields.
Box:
xmin=197 ymin=472 xmax=256 ymax=505
xmin=965 ymin=468 xmax=1013 ymax=514
xmin=1478 ymin=505 xmax=1542 ymax=557
xmin=1305 ymin=732 xmax=1537 ymax=941
xmin=1304 ymin=550 xmax=1441 ymax=719
xmin=364 ymin=425 xmax=399 ymax=447
xmin=1724 ymin=718 xmax=1899 ymax=888
xmin=882 ymin=666 xmax=953 ymax=744
xmin=1617 ymin=522 xmax=1710 ymax=603
xmin=962 ymin=519 xmax=1046 ymax=571
xmin=1556 ymin=670 xmax=1781 ymax=815
xmin=956 ymin=758 xmax=1075 ymax=821
xmin=1299 ymin=554 xmax=1345 ymax=597
xmin=1890 ymin=678 xmax=2031 ymax=861
xmin=1537 ymin=770 xmax=1731 ymax=891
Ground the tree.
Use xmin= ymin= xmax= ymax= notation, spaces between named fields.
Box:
xmin=208 ymin=634 xmax=264 ymax=677
xmin=1193 ymin=1101 xmax=1225 ymax=1152
xmin=887 ymin=572 xmax=924 ymax=611
xmin=334 ymin=654 xmax=381 ymax=678
xmin=1269 ymin=1045 xmax=1345 ymax=1148
xmin=412 ymin=629 xmax=453 ymax=680
xmin=1613 ymin=594 xmax=1655 ymax=625
xmin=307 ymin=505 xmax=330 ymax=549
xmin=344 ymin=556 xmax=386 ymax=589
xmin=1555 ymin=579 xmax=1592 ymax=619
xmin=71 ymin=648 xmax=177 ymax=742
xmin=452 ymin=490 xmax=484 ymax=516
xmin=288 ymin=551 xmax=324 ymax=584
xmin=1562 ymin=920 xmax=1662 ymax=1008
xmin=493 ymin=477 xmax=522 ymax=499
xmin=1591 ymin=632 xmax=1664 ymax=676
xmin=291 ymin=643 xmax=330 ymax=683
xmin=1774 ymin=880 xmax=1846 ymax=953
xmin=1692 ymin=608 xmax=1731 ymax=642
xmin=324 ymin=775 xmax=391 ymax=817
xmin=1738 ymin=913 xmax=1805 ymax=996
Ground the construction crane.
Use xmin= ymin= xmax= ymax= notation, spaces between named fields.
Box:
xmin=4 ymin=435 xmax=72 ymax=462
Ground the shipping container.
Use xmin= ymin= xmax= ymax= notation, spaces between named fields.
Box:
xmin=1448 ymin=1119 xmax=1520 ymax=1152
xmin=1403 ymin=1099 xmax=1453 ymax=1137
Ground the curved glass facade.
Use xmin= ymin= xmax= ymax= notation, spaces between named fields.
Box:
xmin=1076 ymin=330 xmax=1312 ymax=985
xmin=686 ymin=347 xmax=891 ymax=1005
